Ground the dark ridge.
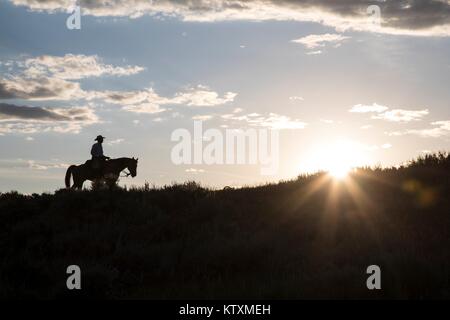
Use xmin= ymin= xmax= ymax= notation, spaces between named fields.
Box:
xmin=0 ymin=152 xmax=449 ymax=299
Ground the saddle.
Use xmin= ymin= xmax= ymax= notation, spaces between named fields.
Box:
xmin=86 ymin=157 xmax=108 ymax=176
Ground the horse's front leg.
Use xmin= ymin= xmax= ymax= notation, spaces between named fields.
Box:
xmin=105 ymin=174 xmax=119 ymax=189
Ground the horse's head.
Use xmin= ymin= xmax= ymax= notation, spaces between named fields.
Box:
xmin=127 ymin=157 xmax=138 ymax=177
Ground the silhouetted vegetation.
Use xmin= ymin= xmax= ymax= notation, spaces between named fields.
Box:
xmin=1 ymin=152 xmax=450 ymax=299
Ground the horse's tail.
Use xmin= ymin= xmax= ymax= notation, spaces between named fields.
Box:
xmin=65 ymin=165 xmax=76 ymax=188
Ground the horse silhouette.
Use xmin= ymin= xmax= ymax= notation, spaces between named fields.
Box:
xmin=65 ymin=157 xmax=138 ymax=189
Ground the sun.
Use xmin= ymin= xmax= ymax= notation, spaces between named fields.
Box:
xmin=328 ymin=164 xmax=351 ymax=179
xmin=298 ymin=139 xmax=370 ymax=179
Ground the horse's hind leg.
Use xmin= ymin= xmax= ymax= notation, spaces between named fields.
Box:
xmin=73 ymin=178 xmax=84 ymax=190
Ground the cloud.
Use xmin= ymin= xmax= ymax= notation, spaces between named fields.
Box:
xmin=99 ymin=88 xmax=157 ymax=105
xmin=0 ymin=103 xmax=98 ymax=134
xmin=27 ymin=160 xmax=68 ymax=170
xmin=388 ymin=121 xmax=450 ymax=138
xmin=123 ymin=103 xmax=166 ymax=114
xmin=185 ymin=168 xmax=205 ymax=174
xmin=0 ymin=158 xmax=69 ymax=170
xmin=372 ymin=109 xmax=429 ymax=122
xmin=350 ymin=103 xmax=429 ymax=122
xmin=363 ymin=142 xmax=393 ymax=152
xmin=99 ymin=85 xmax=237 ymax=114
xmin=350 ymin=103 xmax=389 ymax=113
xmin=9 ymin=0 xmax=450 ymax=36
xmin=0 ymin=54 xmax=143 ymax=100
xmin=291 ymin=33 xmax=350 ymax=49
xmin=0 ymin=76 xmax=84 ymax=100
xmin=192 ymin=115 xmax=214 ymax=121
xmin=23 ymin=54 xmax=144 ymax=80
xmin=305 ymin=50 xmax=322 ymax=55
xmin=106 ymin=138 xmax=125 ymax=146
xmin=171 ymin=85 xmax=237 ymax=107
xmin=0 ymin=102 xmax=89 ymax=121
xmin=222 ymin=112 xmax=306 ymax=130
xmin=1 ymin=56 xmax=234 ymax=115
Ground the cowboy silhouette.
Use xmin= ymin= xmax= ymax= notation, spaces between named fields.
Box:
xmin=90 ymin=135 xmax=110 ymax=176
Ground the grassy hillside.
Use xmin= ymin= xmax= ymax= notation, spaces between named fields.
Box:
xmin=1 ymin=152 xmax=450 ymax=299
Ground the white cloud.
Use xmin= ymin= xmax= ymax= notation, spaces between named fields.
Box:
xmin=388 ymin=120 xmax=450 ymax=138
xmin=192 ymin=115 xmax=213 ymax=121
xmin=27 ymin=160 xmax=68 ymax=170
xmin=305 ymin=50 xmax=322 ymax=55
xmin=291 ymin=33 xmax=350 ymax=49
xmin=350 ymin=103 xmax=429 ymax=122
xmin=372 ymin=109 xmax=429 ymax=122
xmin=106 ymin=138 xmax=124 ymax=146
xmin=123 ymin=102 xmax=166 ymax=114
xmin=222 ymin=112 xmax=306 ymax=130
xmin=171 ymin=85 xmax=237 ymax=107
xmin=1 ymin=56 xmax=235 ymax=118
xmin=349 ymin=103 xmax=389 ymax=113
xmin=185 ymin=168 xmax=205 ymax=174
xmin=101 ymin=85 xmax=237 ymax=114
xmin=24 ymin=54 xmax=144 ymax=80
xmin=0 ymin=54 xmax=143 ymax=101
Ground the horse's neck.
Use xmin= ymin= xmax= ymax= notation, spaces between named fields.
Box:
xmin=111 ymin=158 xmax=129 ymax=172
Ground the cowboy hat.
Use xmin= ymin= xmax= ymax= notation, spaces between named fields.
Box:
xmin=94 ymin=135 xmax=105 ymax=141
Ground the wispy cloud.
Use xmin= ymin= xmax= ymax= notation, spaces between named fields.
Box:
xmin=305 ymin=50 xmax=322 ymax=55
xmin=0 ymin=103 xmax=98 ymax=135
xmin=388 ymin=121 xmax=450 ymax=138
xmin=101 ymin=85 xmax=237 ymax=114
xmin=27 ymin=160 xmax=68 ymax=171
xmin=0 ymin=56 xmax=236 ymax=119
xmin=372 ymin=109 xmax=429 ymax=122
xmin=0 ymin=76 xmax=85 ymax=100
xmin=185 ymin=168 xmax=205 ymax=174
xmin=0 ymin=158 xmax=69 ymax=171
xmin=222 ymin=112 xmax=306 ymax=130
xmin=291 ymin=33 xmax=350 ymax=50
xmin=350 ymin=103 xmax=429 ymax=122
xmin=350 ymin=103 xmax=389 ymax=113
xmin=106 ymin=138 xmax=125 ymax=146
xmin=0 ymin=54 xmax=143 ymax=101
xmin=192 ymin=115 xmax=214 ymax=121
xmin=23 ymin=54 xmax=144 ymax=80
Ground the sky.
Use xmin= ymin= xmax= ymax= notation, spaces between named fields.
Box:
xmin=0 ymin=0 xmax=449 ymax=193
